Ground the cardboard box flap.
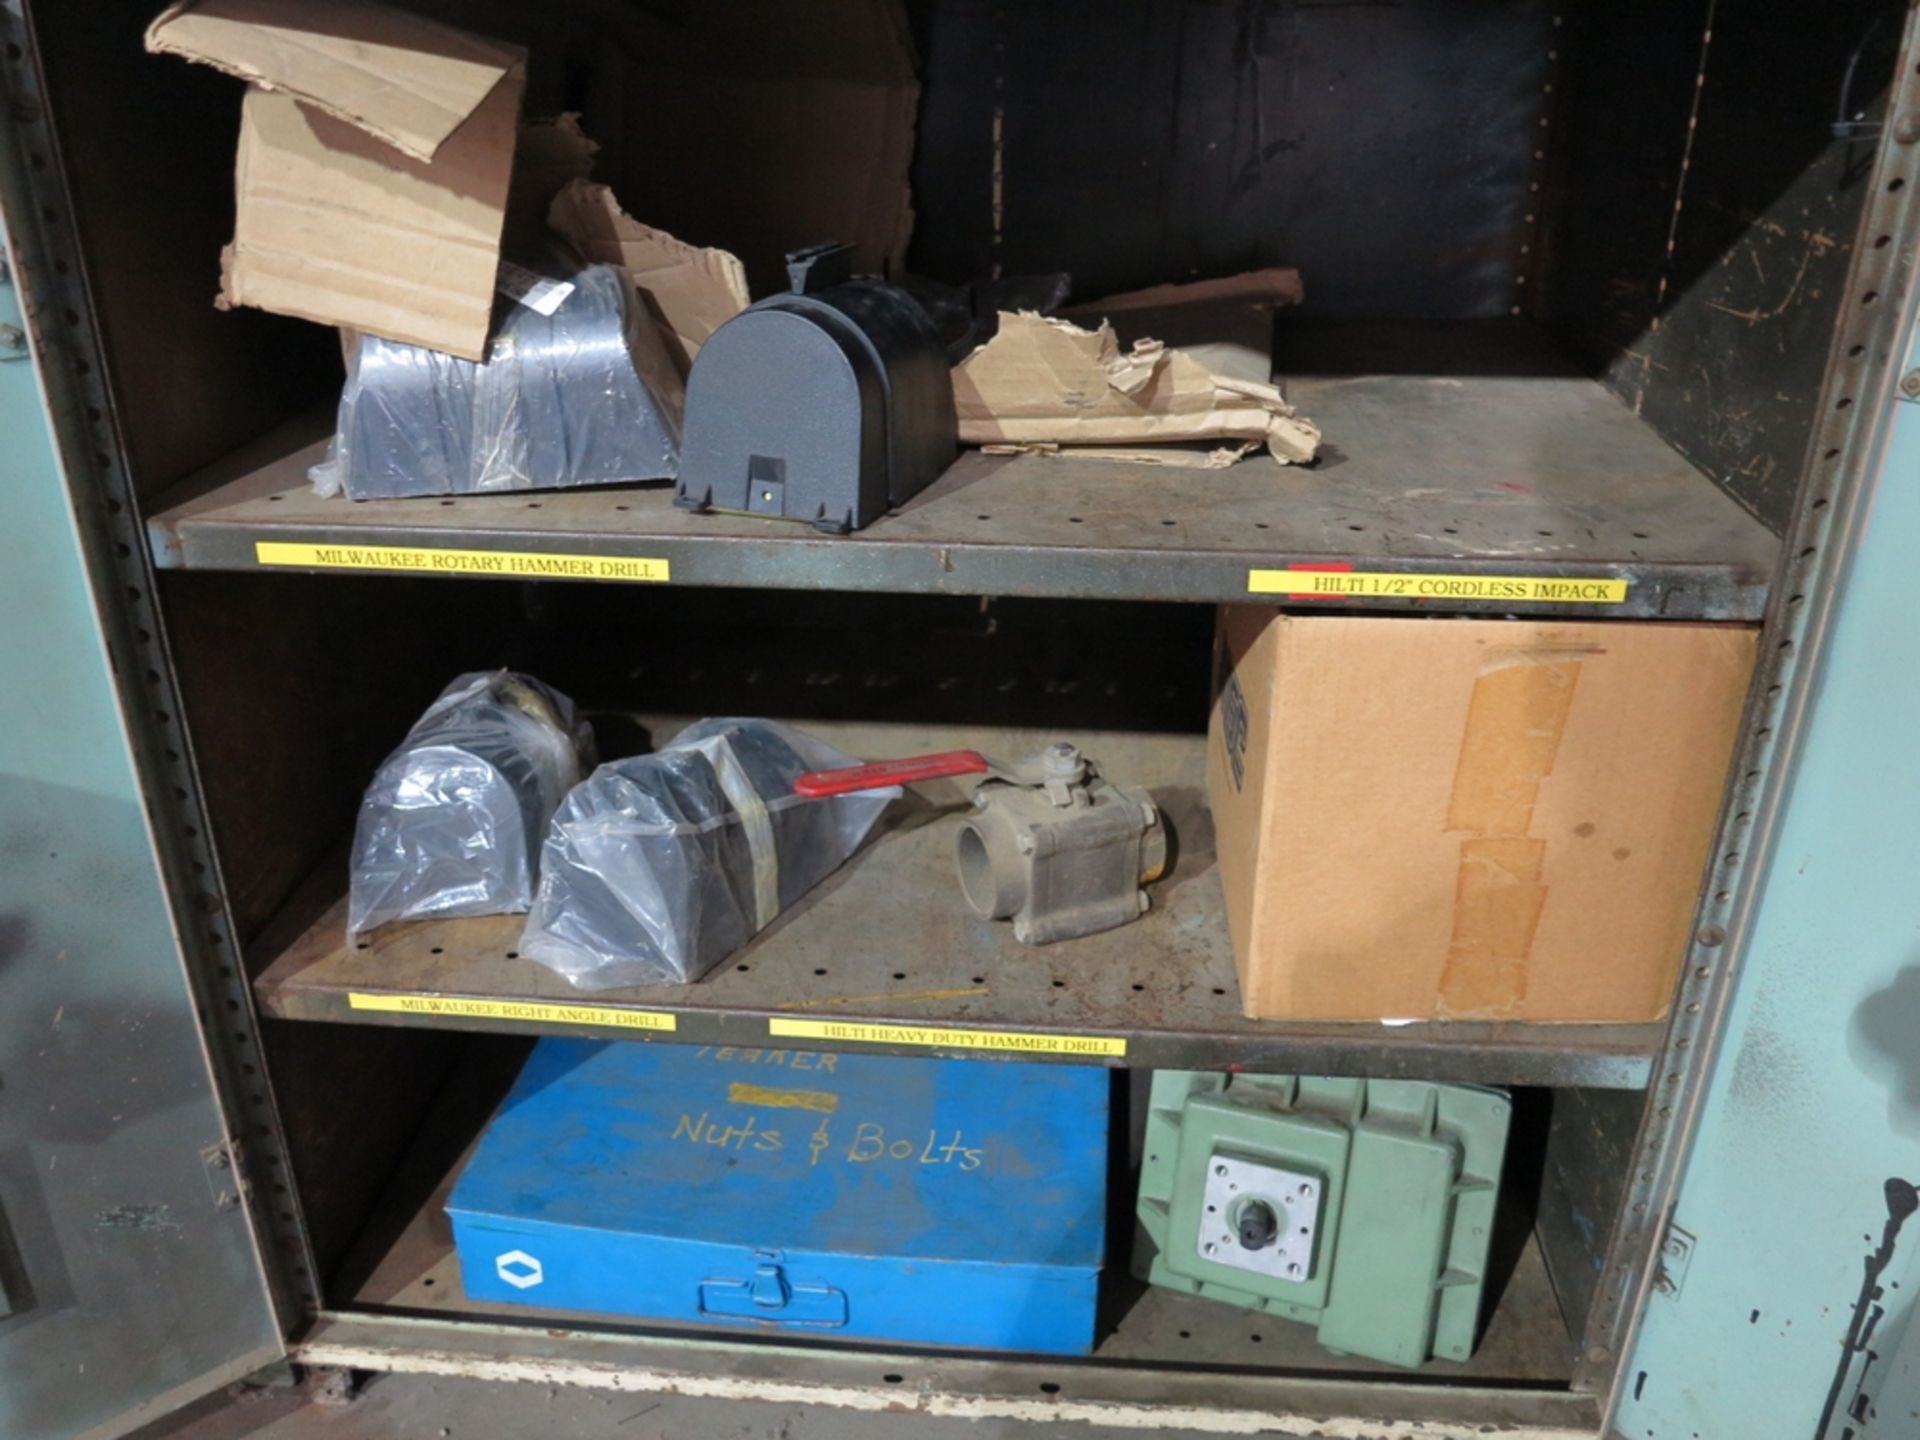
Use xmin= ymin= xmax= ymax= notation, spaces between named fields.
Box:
xmin=146 ymin=0 xmax=525 ymax=163
xmin=548 ymin=180 xmax=750 ymax=371
xmin=217 ymin=72 xmax=524 ymax=360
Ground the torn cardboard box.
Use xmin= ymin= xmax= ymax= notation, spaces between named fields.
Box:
xmin=547 ymin=179 xmax=750 ymax=373
xmin=953 ymin=311 xmax=1321 ymax=465
xmin=146 ymin=0 xmax=528 ymax=361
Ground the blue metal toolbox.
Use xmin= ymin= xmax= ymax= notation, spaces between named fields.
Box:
xmin=447 ymin=1039 xmax=1110 ymax=1354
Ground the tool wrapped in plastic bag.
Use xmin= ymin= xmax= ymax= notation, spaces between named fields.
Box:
xmin=520 ymin=719 xmax=898 ymax=989
xmin=311 ymin=260 xmax=685 ymax=500
xmin=349 ymin=672 xmax=595 ymax=939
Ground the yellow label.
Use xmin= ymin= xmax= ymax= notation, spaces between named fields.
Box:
xmin=348 ymin=992 xmax=676 ymax=1031
xmin=256 ymin=541 xmax=670 ymax=584
xmin=768 ymin=1017 xmax=1126 ymax=1058
xmin=1248 ymin=570 xmax=1628 ymax=604
xmin=726 ymin=1081 xmax=840 ymax=1114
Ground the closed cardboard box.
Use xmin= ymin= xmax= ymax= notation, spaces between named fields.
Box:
xmin=1207 ymin=609 xmax=1756 ymax=1023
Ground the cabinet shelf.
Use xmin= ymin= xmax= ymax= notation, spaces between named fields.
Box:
xmin=345 ymin=1140 xmax=1579 ymax=1390
xmin=312 ymin=1032 xmax=1584 ymax=1417
xmin=251 ymin=726 xmax=1662 ymax=1089
xmin=150 ymin=322 xmax=1776 ymax=620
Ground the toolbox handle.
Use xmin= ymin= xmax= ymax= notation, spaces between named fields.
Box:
xmin=699 ymin=1263 xmax=849 ymax=1328
xmin=794 ymin=749 xmax=990 ymax=797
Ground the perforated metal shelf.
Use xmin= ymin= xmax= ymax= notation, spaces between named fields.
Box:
xmin=149 ymin=322 xmax=1777 ymax=619
xmin=250 ymin=723 xmax=1663 ymax=1088
xmin=346 ymin=1145 xmax=1576 ymax=1388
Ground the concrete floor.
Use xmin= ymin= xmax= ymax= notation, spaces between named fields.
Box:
xmin=135 ymin=1371 xmax=1249 ymax=1440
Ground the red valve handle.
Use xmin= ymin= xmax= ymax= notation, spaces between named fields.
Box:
xmin=793 ymin=749 xmax=991 ymax=798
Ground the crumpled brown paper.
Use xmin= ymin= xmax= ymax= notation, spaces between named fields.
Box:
xmin=952 ymin=311 xmax=1321 ymax=465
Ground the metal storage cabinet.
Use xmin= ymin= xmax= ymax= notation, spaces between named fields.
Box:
xmin=3 ymin=1 xmax=1919 ymax=1436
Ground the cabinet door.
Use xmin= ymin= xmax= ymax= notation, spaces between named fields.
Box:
xmin=0 ymin=175 xmax=281 ymax=1437
xmin=1610 ymin=330 xmax=1920 ymax=1432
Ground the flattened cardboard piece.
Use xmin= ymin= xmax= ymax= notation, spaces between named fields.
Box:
xmin=548 ymin=180 xmax=750 ymax=371
xmin=953 ymin=311 xmax=1321 ymax=464
xmin=1207 ymin=610 xmax=1757 ymax=1024
xmin=146 ymin=0 xmax=524 ymax=162
xmin=1062 ymin=269 xmax=1303 ymax=385
xmin=221 ymin=74 xmax=523 ymax=359
xmin=149 ymin=0 xmax=526 ymax=360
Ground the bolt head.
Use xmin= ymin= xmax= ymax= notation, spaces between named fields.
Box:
xmin=1039 ymin=742 xmax=1084 ymax=779
xmin=1902 ymin=369 xmax=1920 ymax=398
xmin=1896 ymin=112 xmax=1920 ymax=146
xmin=0 ymin=324 xmax=26 ymax=353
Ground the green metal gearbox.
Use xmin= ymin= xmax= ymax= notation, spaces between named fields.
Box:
xmin=1133 ymin=1072 xmax=1511 ymax=1369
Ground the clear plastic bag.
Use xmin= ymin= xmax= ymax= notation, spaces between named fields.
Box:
xmin=348 ymin=672 xmax=595 ymax=939
xmin=519 ymin=719 xmax=897 ymax=989
xmin=311 ymin=259 xmax=685 ymax=500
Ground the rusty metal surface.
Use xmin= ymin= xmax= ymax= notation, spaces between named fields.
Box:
xmin=252 ymin=723 xmax=1659 ymax=1089
xmin=147 ymin=323 xmax=1777 ymax=619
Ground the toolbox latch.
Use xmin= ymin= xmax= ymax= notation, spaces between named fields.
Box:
xmin=699 ymin=1259 xmax=849 ymax=1328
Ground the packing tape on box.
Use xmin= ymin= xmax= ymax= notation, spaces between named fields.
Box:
xmin=1437 ymin=644 xmax=1595 ymax=1017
